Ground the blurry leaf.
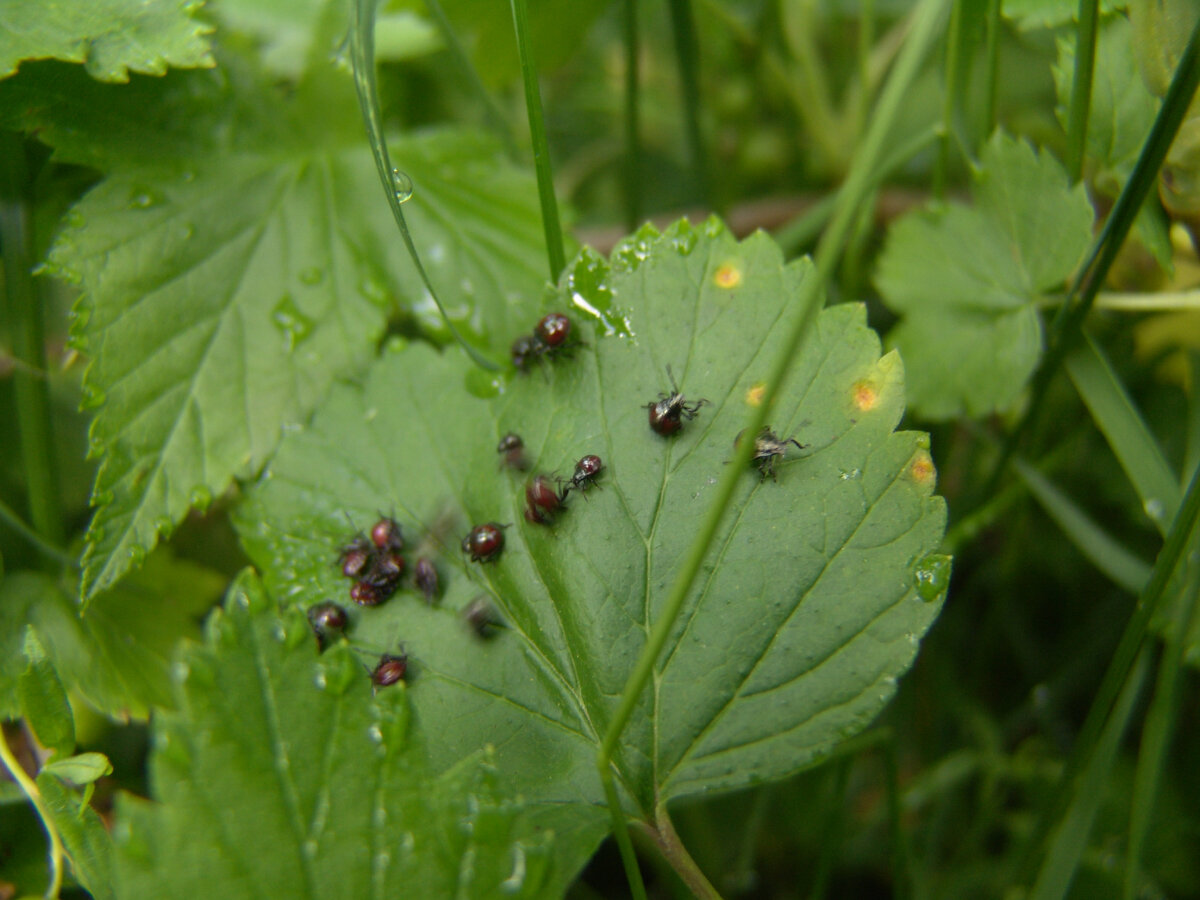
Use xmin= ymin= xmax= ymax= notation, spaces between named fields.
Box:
xmin=19 ymin=629 xmax=75 ymax=757
xmin=0 ymin=0 xmax=214 ymax=82
xmin=0 ymin=551 xmax=220 ymax=720
xmin=37 ymin=772 xmax=114 ymax=900
xmin=112 ymin=572 xmax=604 ymax=897
xmin=876 ymin=132 xmax=1094 ymax=419
xmin=1003 ymin=0 xmax=1124 ymax=31
xmin=41 ymin=752 xmax=114 ymax=785
xmin=1129 ymin=0 xmax=1200 ymax=97
xmin=1054 ymin=15 xmax=1172 ymax=271
xmin=0 ymin=51 xmax=557 ymax=598
xmin=236 ymin=220 xmax=949 ymax=818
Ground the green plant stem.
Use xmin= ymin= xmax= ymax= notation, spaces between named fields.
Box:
xmin=1065 ymin=0 xmax=1099 ymax=182
xmin=653 ymin=805 xmax=723 ymax=900
xmin=623 ymin=0 xmax=641 ymax=232
xmin=595 ymin=3 xmax=950 ymax=896
xmin=1 ymin=131 xmax=64 ymax=552
xmin=856 ymin=0 xmax=875 ymax=139
xmin=0 ymin=728 xmax=63 ymax=898
xmin=982 ymin=17 xmax=1200 ymax=500
xmin=983 ymin=0 xmax=1001 ymax=136
xmin=1124 ymin=539 xmax=1200 ymax=899
xmin=666 ymin=0 xmax=710 ymax=206
xmin=809 ymin=757 xmax=851 ymax=900
xmin=509 ymin=0 xmax=567 ymax=281
xmin=348 ymin=0 xmax=499 ymax=371
xmin=933 ymin=0 xmax=964 ymax=201
xmin=1020 ymin=457 xmax=1200 ymax=883
xmin=600 ymin=766 xmax=646 ymax=900
xmin=422 ymin=0 xmax=518 ymax=158
xmin=0 ymin=497 xmax=77 ymax=569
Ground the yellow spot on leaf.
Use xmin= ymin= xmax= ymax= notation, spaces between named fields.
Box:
xmin=908 ymin=450 xmax=935 ymax=486
xmin=852 ymin=381 xmax=878 ymax=411
xmin=714 ymin=264 xmax=741 ymax=289
xmin=745 ymin=382 xmax=766 ymax=406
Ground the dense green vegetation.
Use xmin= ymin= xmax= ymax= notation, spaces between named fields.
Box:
xmin=2 ymin=0 xmax=1199 ymax=897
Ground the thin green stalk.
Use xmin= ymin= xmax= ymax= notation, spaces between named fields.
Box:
xmin=623 ymin=0 xmax=641 ymax=232
xmin=666 ymin=0 xmax=710 ymax=206
xmin=882 ymin=733 xmax=911 ymax=900
xmin=1124 ymin=538 xmax=1200 ymax=899
xmin=509 ymin=0 xmax=566 ymax=280
xmin=0 ymin=497 xmax=77 ymax=569
xmin=595 ymin=3 xmax=950 ymax=895
xmin=808 ymin=757 xmax=851 ymax=900
xmin=1029 ymin=648 xmax=1150 ymax=900
xmin=600 ymin=766 xmax=647 ymax=900
xmin=1065 ymin=0 xmax=1100 ymax=182
xmin=0 ymin=729 xmax=64 ymax=898
xmin=856 ymin=0 xmax=876 ymax=139
xmin=422 ymin=0 xmax=518 ymax=158
xmin=983 ymin=0 xmax=1001 ymax=136
xmin=983 ymin=18 xmax=1200 ymax=499
xmin=653 ymin=805 xmax=722 ymax=900
xmin=1019 ymin=457 xmax=1200 ymax=883
xmin=1 ymin=132 xmax=64 ymax=552
xmin=348 ymin=0 xmax=498 ymax=371
xmin=933 ymin=0 xmax=964 ymax=201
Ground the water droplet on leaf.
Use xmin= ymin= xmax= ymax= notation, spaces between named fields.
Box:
xmin=912 ymin=553 xmax=952 ymax=601
xmin=271 ymin=294 xmax=315 ymax=351
xmin=391 ymin=168 xmax=413 ymax=203
xmin=81 ymin=383 xmax=106 ymax=409
xmin=189 ymin=485 xmax=213 ymax=510
xmin=299 ymin=266 xmax=324 ymax=285
xmin=128 ymin=186 xmax=164 ymax=209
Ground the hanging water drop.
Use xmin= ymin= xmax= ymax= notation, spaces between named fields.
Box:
xmin=391 ymin=168 xmax=413 ymax=203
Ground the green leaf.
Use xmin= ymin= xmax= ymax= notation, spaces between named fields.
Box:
xmin=1054 ymin=15 xmax=1173 ymax=272
xmin=36 ymin=771 xmax=115 ymax=900
xmin=0 ymin=0 xmax=214 ymax=82
xmin=236 ymin=220 xmax=949 ymax=818
xmin=0 ymin=51 xmax=557 ymax=598
xmin=112 ymin=571 xmax=605 ymax=897
xmin=19 ymin=629 xmax=76 ymax=757
xmin=876 ymin=132 xmax=1094 ymax=419
xmin=0 ymin=551 xmax=221 ymax=720
xmin=41 ymin=752 xmax=114 ymax=785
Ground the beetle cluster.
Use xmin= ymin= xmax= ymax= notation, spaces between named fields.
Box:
xmin=338 ymin=516 xmax=407 ymax=606
xmin=512 ymin=313 xmax=580 ymax=371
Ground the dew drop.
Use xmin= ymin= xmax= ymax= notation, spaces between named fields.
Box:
xmin=271 ymin=294 xmax=315 ymax=351
xmin=93 ymin=488 xmax=115 ymax=507
xmin=464 ymin=368 xmax=502 ymax=399
xmin=189 ymin=485 xmax=213 ymax=510
xmin=87 ymin=434 xmax=107 ymax=459
xmin=179 ymin=222 xmax=194 ymax=241
xmin=153 ymin=515 xmax=173 ymax=536
xmin=128 ymin=544 xmax=146 ymax=566
xmin=80 ymin=383 xmax=107 ymax=409
xmin=391 ymin=168 xmax=413 ymax=203
xmin=1143 ymin=497 xmax=1165 ymax=524
xmin=912 ymin=553 xmax=952 ymax=602
xmin=299 ymin=266 xmax=324 ymax=285
xmin=128 ymin=187 xmax=163 ymax=209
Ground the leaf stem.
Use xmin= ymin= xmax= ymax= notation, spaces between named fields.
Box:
xmin=348 ymin=0 xmax=499 ymax=371
xmin=1 ymin=131 xmax=64 ymax=552
xmin=509 ymin=0 xmax=567 ymax=281
xmin=666 ymin=0 xmax=711 ymax=206
xmin=982 ymin=17 xmax=1200 ymax=500
xmin=0 ymin=728 xmax=63 ymax=898
xmin=933 ymin=0 xmax=964 ymax=201
xmin=1065 ymin=0 xmax=1099 ymax=183
xmin=600 ymin=766 xmax=647 ymax=900
xmin=596 ymin=1 xmax=949 ymax=893
xmin=0 ymin=496 xmax=77 ymax=569
xmin=983 ymin=0 xmax=1001 ymax=136
xmin=623 ymin=0 xmax=641 ymax=232
xmin=653 ymin=804 xmax=723 ymax=900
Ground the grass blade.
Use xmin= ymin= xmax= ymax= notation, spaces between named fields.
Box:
xmin=1064 ymin=0 xmax=1100 ymax=182
xmin=1064 ymin=331 xmax=1180 ymax=536
xmin=348 ymin=0 xmax=499 ymax=370
xmin=1013 ymin=457 xmax=1152 ymax=593
xmin=1125 ymin=546 xmax=1200 ymax=899
xmin=509 ymin=0 xmax=566 ymax=280
xmin=666 ymin=0 xmax=710 ymax=206
xmin=1029 ymin=648 xmax=1150 ymax=900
